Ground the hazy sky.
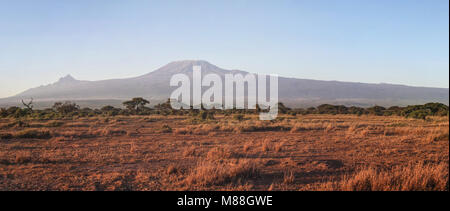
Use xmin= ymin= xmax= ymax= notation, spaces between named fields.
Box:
xmin=0 ymin=0 xmax=448 ymax=98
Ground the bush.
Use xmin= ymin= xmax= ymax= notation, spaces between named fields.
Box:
xmin=0 ymin=108 xmax=7 ymax=118
xmin=2 ymin=102 xmax=448 ymax=120
xmin=13 ymin=108 xmax=29 ymax=118
xmin=233 ymin=114 xmax=244 ymax=121
xmin=206 ymin=111 xmax=215 ymax=120
xmin=407 ymin=110 xmax=431 ymax=120
xmin=160 ymin=124 xmax=172 ymax=133
xmin=6 ymin=107 xmax=20 ymax=117
xmin=199 ymin=110 xmax=214 ymax=120
xmin=53 ymin=102 xmax=80 ymax=115
xmin=367 ymin=106 xmax=386 ymax=116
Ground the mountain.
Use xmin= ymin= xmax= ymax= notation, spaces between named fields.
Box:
xmin=0 ymin=60 xmax=448 ymax=108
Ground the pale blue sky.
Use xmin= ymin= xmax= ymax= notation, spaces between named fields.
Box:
xmin=0 ymin=0 xmax=448 ymax=98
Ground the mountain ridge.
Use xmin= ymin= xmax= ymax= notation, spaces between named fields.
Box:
xmin=1 ymin=60 xmax=448 ymax=108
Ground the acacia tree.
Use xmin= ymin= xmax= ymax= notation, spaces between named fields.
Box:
xmin=123 ymin=97 xmax=150 ymax=113
xmin=52 ymin=101 xmax=80 ymax=114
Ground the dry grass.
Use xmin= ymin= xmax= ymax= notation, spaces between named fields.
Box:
xmin=1 ymin=129 xmax=53 ymax=139
xmin=0 ymin=114 xmax=448 ymax=191
xmin=15 ymin=151 xmax=33 ymax=164
xmin=261 ymin=139 xmax=272 ymax=152
xmin=206 ymin=147 xmax=238 ymax=160
xmin=313 ymin=162 xmax=448 ymax=191
xmin=283 ymin=170 xmax=295 ymax=185
xmin=274 ymin=141 xmax=284 ymax=152
xmin=184 ymin=159 xmax=259 ymax=188
xmin=243 ymin=142 xmax=252 ymax=153
xmin=426 ymin=127 xmax=449 ymax=143
xmin=290 ymin=122 xmax=326 ymax=133
xmin=183 ymin=146 xmax=198 ymax=157
xmin=93 ymin=127 xmax=127 ymax=136
xmin=166 ymin=164 xmax=178 ymax=175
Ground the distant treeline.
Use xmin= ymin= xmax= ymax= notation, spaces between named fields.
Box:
xmin=287 ymin=103 xmax=449 ymax=119
xmin=0 ymin=97 xmax=448 ymax=120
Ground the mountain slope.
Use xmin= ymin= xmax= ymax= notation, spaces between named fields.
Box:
xmin=0 ymin=60 xmax=448 ymax=108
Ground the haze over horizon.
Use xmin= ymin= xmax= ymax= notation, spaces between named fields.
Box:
xmin=1 ymin=60 xmax=447 ymax=110
xmin=0 ymin=0 xmax=449 ymax=98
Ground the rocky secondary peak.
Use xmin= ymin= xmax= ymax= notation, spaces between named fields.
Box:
xmin=55 ymin=74 xmax=78 ymax=84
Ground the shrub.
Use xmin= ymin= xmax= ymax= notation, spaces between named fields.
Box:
xmin=160 ymin=124 xmax=172 ymax=133
xmin=13 ymin=108 xmax=29 ymax=118
xmin=53 ymin=101 xmax=80 ymax=115
xmin=199 ymin=110 xmax=214 ymax=120
xmin=367 ymin=106 xmax=386 ymax=116
xmin=233 ymin=114 xmax=244 ymax=121
xmin=0 ymin=108 xmax=7 ymax=118
xmin=102 ymin=108 xmax=120 ymax=116
xmin=407 ymin=110 xmax=431 ymax=120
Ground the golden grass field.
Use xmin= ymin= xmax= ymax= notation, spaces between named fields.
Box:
xmin=0 ymin=114 xmax=448 ymax=191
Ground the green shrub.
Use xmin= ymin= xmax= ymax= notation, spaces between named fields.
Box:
xmin=367 ymin=106 xmax=386 ymax=116
xmin=407 ymin=110 xmax=431 ymax=120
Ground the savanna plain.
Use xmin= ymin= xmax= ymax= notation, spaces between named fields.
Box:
xmin=0 ymin=114 xmax=448 ymax=191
